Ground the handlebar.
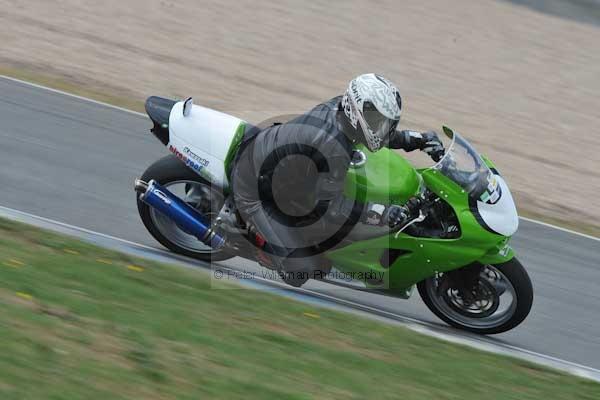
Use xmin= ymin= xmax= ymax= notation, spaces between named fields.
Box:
xmin=391 ymin=191 xmax=440 ymax=238
xmin=393 ymin=210 xmax=427 ymax=239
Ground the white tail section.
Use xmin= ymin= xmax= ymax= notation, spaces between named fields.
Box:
xmin=168 ymin=101 xmax=243 ymax=188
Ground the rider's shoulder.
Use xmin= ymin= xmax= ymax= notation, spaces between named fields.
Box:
xmin=314 ymin=96 xmax=343 ymax=112
xmin=302 ymin=96 xmax=343 ymax=124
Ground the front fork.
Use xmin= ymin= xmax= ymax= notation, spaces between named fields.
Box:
xmin=438 ymin=262 xmax=507 ymax=300
xmin=438 ymin=263 xmax=483 ymax=297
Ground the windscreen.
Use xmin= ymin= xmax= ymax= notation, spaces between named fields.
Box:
xmin=429 ymin=127 xmax=500 ymax=204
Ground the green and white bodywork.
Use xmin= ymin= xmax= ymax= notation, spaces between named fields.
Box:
xmin=168 ymin=100 xmax=518 ymax=296
xmin=168 ymin=100 xmax=246 ymax=188
xmin=327 ymin=127 xmax=518 ymax=295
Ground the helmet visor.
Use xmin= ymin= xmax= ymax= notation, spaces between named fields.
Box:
xmin=363 ymin=101 xmax=399 ymax=142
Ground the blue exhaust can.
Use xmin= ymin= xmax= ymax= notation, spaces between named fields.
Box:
xmin=137 ymin=180 xmax=225 ymax=249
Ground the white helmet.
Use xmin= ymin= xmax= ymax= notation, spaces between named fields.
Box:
xmin=341 ymin=73 xmax=402 ymax=151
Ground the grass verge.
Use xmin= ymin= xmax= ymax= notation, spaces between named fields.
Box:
xmin=1 ymin=66 xmax=597 ymax=239
xmin=0 ymin=217 xmax=599 ymax=399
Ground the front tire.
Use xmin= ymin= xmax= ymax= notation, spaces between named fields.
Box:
xmin=417 ymin=258 xmax=533 ymax=335
xmin=137 ymin=155 xmax=234 ymax=262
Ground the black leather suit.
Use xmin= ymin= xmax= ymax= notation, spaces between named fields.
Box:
xmin=231 ymin=96 xmax=425 ymax=274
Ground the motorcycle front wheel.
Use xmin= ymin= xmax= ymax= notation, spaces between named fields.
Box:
xmin=417 ymin=258 xmax=533 ymax=335
xmin=137 ymin=155 xmax=234 ymax=262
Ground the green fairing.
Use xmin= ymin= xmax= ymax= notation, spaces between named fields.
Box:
xmin=344 ymin=145 xmax=421 ymax=205
xmin=327 ymin=150 xmax=515 ymax=294
xmin=224 ymin=121 xmax=246 ymax=181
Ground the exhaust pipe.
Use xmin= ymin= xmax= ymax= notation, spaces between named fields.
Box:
xmin=135 ymin=179 xmax=225 ymax=249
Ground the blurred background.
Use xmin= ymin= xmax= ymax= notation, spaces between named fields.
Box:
xmin=1 ymin=1 xmax=600 ymax=398
xmin=1 ymin=0 xmax=599 ymax=234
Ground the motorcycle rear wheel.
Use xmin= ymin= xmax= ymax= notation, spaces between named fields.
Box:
xmin=417 ymin=258 xmax=533 ymax=335
xmin=137 ymin=155 xmax=234 ymax=262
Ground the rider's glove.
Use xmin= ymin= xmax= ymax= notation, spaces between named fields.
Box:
xmin=420 ymin=131 xmax=445 ymax=162
xmin=385 ymin=196 xmax=424 ymax=228
xmin=384 ymin=205 xmax=410 ymax=228
xmin=363 ymin=197 xmax=422 ymax=228
xmin=364 ymin=203 xmax=408 ymax=227
xmin=364 ymin=198 xmax=423 ymax=228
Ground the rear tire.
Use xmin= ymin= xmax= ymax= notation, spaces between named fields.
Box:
xmin=137 ymin=155 xmax=234 ymax=262
xmin=417 ymin=258 xmax=533 ymax=335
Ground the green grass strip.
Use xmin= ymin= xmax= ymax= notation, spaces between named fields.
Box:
xmin=0 ymin=217 xmax=598 ymax=399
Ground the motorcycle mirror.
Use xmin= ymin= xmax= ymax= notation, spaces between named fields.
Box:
xmin=442 ymin=125 xmax=454 ymax=140
xmin=183 ymin=97 xmax=193 ymax=117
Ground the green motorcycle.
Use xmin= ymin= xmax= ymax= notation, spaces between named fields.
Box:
xmin=136 ymin=97 xmax=533 ymax=335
